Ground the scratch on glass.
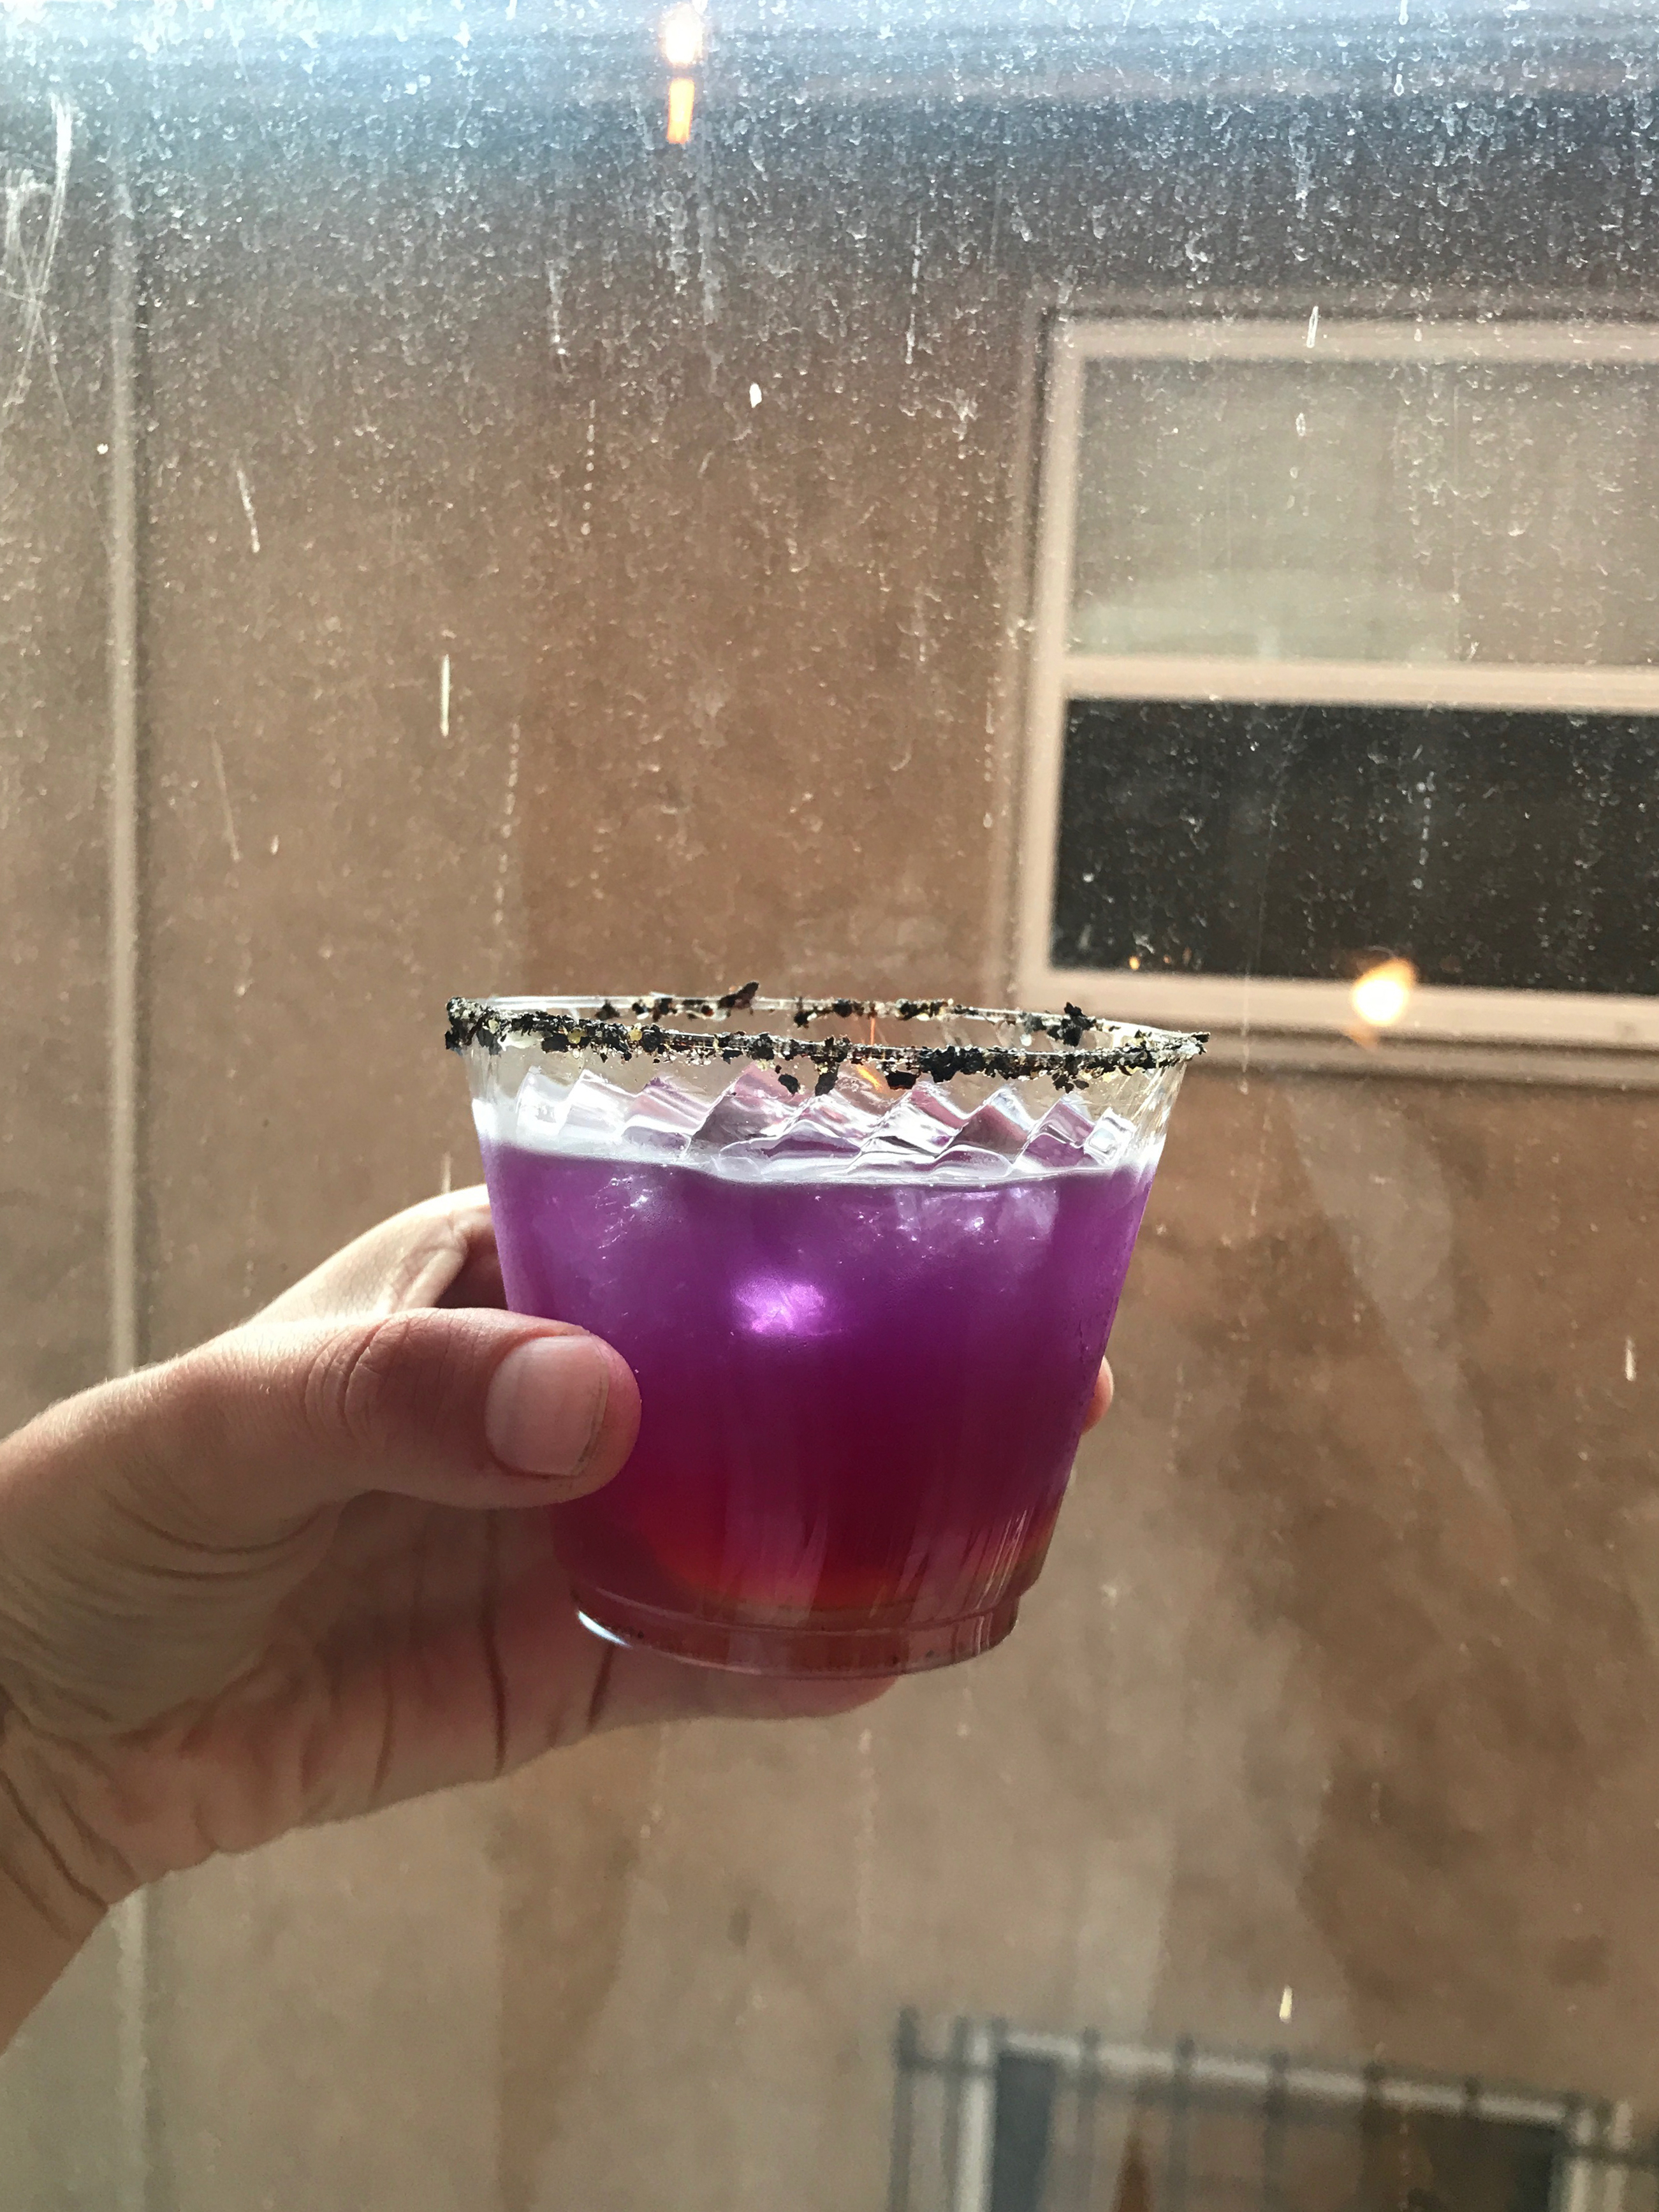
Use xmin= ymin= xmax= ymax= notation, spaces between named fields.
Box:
xmin=234 ymin=461 xmax=261 ymax=555
xmin=209 ymin=738 xmax=242 ymax=864
xmin=494 ymin=721 xmax=521 ymax=936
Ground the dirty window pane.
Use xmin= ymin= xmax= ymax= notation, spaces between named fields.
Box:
xmin=1071 ymin=347 xmax=1659 ymax=668
xmin=1040 ymin=325 xmax=1659 ymax=1018
xmin=1049 ymin=699 xmax=1659 ymax=990
xmin=3 ymin=11 xmax=1659 ymax=2212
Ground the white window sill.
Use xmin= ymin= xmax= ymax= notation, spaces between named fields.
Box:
xmin=1023 ymin=967 xmax=1659 ymax=1085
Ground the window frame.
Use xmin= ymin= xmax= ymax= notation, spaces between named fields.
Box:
xmin=1014 ymin=314 xmax=1659 ymax=1061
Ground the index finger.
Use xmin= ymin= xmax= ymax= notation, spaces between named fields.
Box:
xmin=254 ymin=1187 xmax=499 ymax=1326
xmin=1080 ymin=1358 xmax=1114 ymax=1433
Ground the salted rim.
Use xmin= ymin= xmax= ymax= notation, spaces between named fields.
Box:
xmin=445 ymin=988 xmax=1206 ymax=1092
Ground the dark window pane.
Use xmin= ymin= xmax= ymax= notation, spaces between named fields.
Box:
xmin=1050 ymin=699 xmax=1659 ymax=993
xmin=990 ymin=2053 xmax=1058 ymax=2212
xmin=1364 ymin=2112 xmax=1562 ymax=2212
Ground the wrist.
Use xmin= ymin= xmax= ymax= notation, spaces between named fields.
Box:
xmin=0 ymin=1717 xmax=121 ymax=2048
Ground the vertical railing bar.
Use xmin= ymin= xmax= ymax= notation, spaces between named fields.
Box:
xmin=1072 ymin=2025 xmax=1102 ymax=2212
xmin=1598 ymin=2101 xmax=1635 ymax=2212
xmin=1555 ymin=2095 xmax=1595 ymax=2212
xmin=1164 ymin=2034 xmax=1194 ymax=2212
xmin=888 ymin=2007 xmax=921 ymax=2212
xmin=1260 ymin=2049 xmax=1289 ymax=2212
xmin=953 ymin=2018 xmax=999 ymax=2212
xmin=944 ymin=2015 xmax=970 ymax=2212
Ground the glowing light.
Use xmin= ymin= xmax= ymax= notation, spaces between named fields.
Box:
xmin=734 ymin=1278 xmax=830 ymax=1338
xmin=660 ymin=4 xmax=705 ymax=67
xmin=1350 ymin=957 xmax=1416 ymax=1029
xmin=666 ymin=75 xmax=696 ymax=143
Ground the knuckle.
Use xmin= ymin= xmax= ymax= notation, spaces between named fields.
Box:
xmin=301 ymin=1314 xmax=417 ymax=1456
xmin=298 ymin=1310 xmax=490 ymax=1470
xmin=372 ymin=1209 xmax=477 ymax=1315
xmin=257 ymin=1192 xmax=487 ymax=1325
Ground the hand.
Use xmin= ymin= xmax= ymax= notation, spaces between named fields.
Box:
xmin=0 ymin=1190 xmax=868 ymax=2041
xmin=0 ymin=1188 xmax=1113 ymax=2046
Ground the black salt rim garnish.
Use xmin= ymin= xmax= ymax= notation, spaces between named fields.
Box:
xmin=444 ymin=989 xmax=1206 ymax=1092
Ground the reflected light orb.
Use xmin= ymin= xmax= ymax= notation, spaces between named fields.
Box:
xmin=665 ymin=75 xmax=696 ymax=142
xmin=660 ymin=4 xmax=706 ymax=67
xmin=734 ymin=1277 xmax=831 ymax=1338
xmin=1350 ymin=957 xmax=1417 ymax=1028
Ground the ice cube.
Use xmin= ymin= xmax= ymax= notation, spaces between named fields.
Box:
xmin=852 ymin=1080 xmax=967 ymax=1172
xmin=621 ymin=1073 xmax=706 ymax=1157
xmin=511 ymin=1064 xmax=580 ymax=1152
xmin=687 ymin=1062 xmax=802 ymax=1155
xmin=1083 ymin=1109 xmax=1136 ymax=1169
xmin=941 ymin=1085 xmax=1035 ymax=1161
xmin=552 ymin=1067 xmax=632 ymax=1151
xmin=762 ymin=1066 xmax=891 ymax=1163
xmin=1023 ymin=1094 xmax=1096 ymax=1171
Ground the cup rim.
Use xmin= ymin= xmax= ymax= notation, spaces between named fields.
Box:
xmin=446 ymin=988 xmax=1206 ymax=1089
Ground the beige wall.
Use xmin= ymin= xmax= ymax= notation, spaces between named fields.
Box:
xmin=4 ymin=63 xmax=1659 ymax=2209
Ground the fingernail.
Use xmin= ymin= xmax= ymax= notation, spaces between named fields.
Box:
xmin=485 ymin=1336 xmax=610 ymax=1478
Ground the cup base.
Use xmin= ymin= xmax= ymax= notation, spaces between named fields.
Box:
xmin=574 ymin=1588 xmax=1021 ymax=1678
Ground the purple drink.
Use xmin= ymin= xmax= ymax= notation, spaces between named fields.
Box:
xmin=450 ymin=993 xmax=1199 ymax=1677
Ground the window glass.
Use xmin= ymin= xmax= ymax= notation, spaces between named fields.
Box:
xmin=1050 ymin=699 xmax=1659 ymax=993
xmin=2 ymin=11 xmax=1659 ymax=2212
xmin=1071 ymin=345 xmax=1659 ymax=669
xmin=1027 ymin=322 xmax=1659 ymax=1041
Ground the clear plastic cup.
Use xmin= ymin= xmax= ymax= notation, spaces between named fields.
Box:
xmin=448 ymin=992 xmax=1202 ymax=1678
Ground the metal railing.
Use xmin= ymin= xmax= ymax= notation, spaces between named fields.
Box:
xmin=889 ymin=2013 xmax=1647 ymax=2212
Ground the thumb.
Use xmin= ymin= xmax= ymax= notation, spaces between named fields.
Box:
xmin=0 ymin=1310 xmax=639 ymax=1735
xmin=8 ymin=1310 xmax=643 ymax=1564
xmin=147 ymin=1308 xmax=643 ymax=1527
